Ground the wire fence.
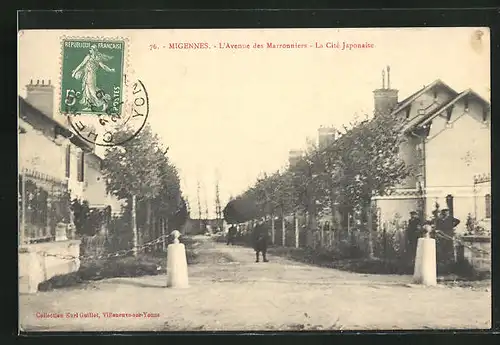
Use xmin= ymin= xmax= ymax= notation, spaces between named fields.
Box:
xmin=435 ymin=230 xmax=490 ymax=255
xmin=26 ymin=234 xmax=169 ymax=262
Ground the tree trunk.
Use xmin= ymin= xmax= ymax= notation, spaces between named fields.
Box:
xmin=131 ymin=195 xmax=138 ymax=257
xmin=271 ymin=214 xmax=275 ymax=245
xmin=330 ymin=190 xmax=341 ymax=231
xmin=151 ymin=212 xmax=156 ymax=251
xmin=320 ymin=221 xmax=324 ymax=248
xmin=366 ymin=201 xmax=375 ymax=259
xmin=294 ymin=213 xmax=299 ymax=248
xmin=161 ymin=218 xmax=166 ymax=252
xmin=308 ymin=207 xmax=317 ymax=248
xmin=281 ymin=209 xmax=286 ymax=247
xmin=146 ymin=199 xmax=152 ymax=243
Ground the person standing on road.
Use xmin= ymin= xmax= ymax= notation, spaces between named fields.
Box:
xmin=406 ymin=211 xmax=422 ymax=263
xmin=435 ymin=208 xmax=460 ymax=268
xmin=252 ymin=219 xmax=269 ymax=263
xmin=227 ymin=224 xmax=237 ymax=245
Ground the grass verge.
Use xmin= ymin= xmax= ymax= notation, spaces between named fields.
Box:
xmin=267 ymin=246 xmax=490 ymax=281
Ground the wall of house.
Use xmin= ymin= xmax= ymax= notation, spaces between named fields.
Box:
xmin=424 ymin=97 xmax=490 ymax=230
xmin=398 ymin=135 xmax=421 ymax=188
xmin=374 ymin=197 xmax=420 ymax=229
xmin=18 ymin=119 xmax=65 ymax=179
xmin=395 ymin=86 xmax=457 ymax=190
xmin=83 ymin=153 xmax=125 ymax=214
xmin=66 ymin=144 xmax=85 ymax=200
xmin=83 ymin=153 xmax=107 ymax=205
xmin=474 ymin=181 xmax=491 ymax=223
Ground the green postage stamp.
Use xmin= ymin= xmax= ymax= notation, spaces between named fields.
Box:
xmin=60 ymin=38 xmax=126 ymax=116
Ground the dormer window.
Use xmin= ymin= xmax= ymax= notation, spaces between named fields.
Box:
xmin=433 ymin=90 xmax=438 ymax=100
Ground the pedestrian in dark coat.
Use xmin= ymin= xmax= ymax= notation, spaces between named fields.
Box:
xmin=406 ymin=211 xmax=422 ymax=263
xmin=252 ymin=220 xmax=269 ymax=263
xmin=435 ymin=209 xmax=460 ymax=267
xmin=227 ymin=224 xmax=237 ymax=245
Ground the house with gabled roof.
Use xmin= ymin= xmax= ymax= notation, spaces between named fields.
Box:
xmin=18 ymin=79 xmax=124 ymax=293
xmin=371 ymin=68 xmax=491 ymax=234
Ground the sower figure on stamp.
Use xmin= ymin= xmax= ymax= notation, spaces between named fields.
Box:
xmin=71 ymin=44 xmax=115 ymax=111
xmin=252 ymin=219 xmax=269 ymax=263
xmin=227 ymin=224 xmax=237 ymax=245
xmin=406 ymin=211 xmax=422 ymax=264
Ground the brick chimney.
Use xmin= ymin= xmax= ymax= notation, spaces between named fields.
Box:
xmin=373 ymin=66 xmax=398 ymax=116
xmin=318 ymin=126 xmax=336 ymax=150
xmin=26 ymin=79 xmax=54 ymax=118
xmin=288 ymin=149 xmax=303 ymax=167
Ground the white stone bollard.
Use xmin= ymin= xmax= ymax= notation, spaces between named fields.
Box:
xmin=413 ymin=235 xmax=437 ymax=286
xmin=166 ymin=230 xmax=189 ymax=288
xmin=55 ymin=222 xmax=68 ymax=242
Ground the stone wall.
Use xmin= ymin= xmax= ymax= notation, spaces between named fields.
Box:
xmin=19 ymin=240 xmax=81 ymax=294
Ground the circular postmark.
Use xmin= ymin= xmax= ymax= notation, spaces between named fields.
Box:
xmin=64 ymin=79 xmax=149 ymax=147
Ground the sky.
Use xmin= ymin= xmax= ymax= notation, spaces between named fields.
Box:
xmin=18 ymin=28 xmax=490 ymax=218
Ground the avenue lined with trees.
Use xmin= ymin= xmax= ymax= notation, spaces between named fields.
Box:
xmin=223 ymin=110 xmax=413 ymax=257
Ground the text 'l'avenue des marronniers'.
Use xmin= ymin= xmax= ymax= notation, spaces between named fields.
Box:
xmin=150 ymin=41 xmax=375 ymax=51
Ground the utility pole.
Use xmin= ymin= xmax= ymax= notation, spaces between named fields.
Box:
xmin=215 ymin=170 xmax=222 ymax=232
xmin=203 ymin=184 xmax=209 ymax=226
xmin=196 ymin=181 xmax=202 ymax=233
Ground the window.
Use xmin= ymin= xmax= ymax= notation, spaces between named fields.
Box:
xmin=464 ymin=96 xmax=469 ymax=112
xmin=65 ymin=145 xmax=71 ymax=178
xmin=485 ymin=194 xmax=491 ymax=219
xmin=77 ymin=151 xmax=85 ymax=182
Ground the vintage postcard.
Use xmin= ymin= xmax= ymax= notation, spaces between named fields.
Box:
xmin=18 ymin=28 xmax=491 ymax=332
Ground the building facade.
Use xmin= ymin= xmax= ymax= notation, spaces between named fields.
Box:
xmin=372 ymin=68 xmax=491 ymax=234
xmin=18 ymin=79 xmax=123 ymax=293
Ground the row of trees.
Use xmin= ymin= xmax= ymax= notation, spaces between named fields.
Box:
xmin=102 ymin=124 xmax=188 ymax=254
xmin=224 ymin=110 xmax=415 ymax=254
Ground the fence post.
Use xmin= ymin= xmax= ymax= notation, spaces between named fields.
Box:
xmin=294 ymin=215 xmax=299 ymax=248
xmin=20 ymin=171 xmax=26 ymax=245
xmin=281 ymin=213 xmax=286 ymax=247
xmin=131 ymin=195 xmax=138 ymax=257
xmin=46 ymin=195 xmax=52 ymax=239
xmin=271 ymin=215 xmax=275 ymax=245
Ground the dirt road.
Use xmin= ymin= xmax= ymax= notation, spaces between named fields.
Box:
xmin=19 ymin=236 xmax=491 ymax=331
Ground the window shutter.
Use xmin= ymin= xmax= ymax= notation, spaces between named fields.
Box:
xmin=65 ymin=145 xmax=71 ymax=178
xmin=77 ymin=151 xmax=85 ymax=182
